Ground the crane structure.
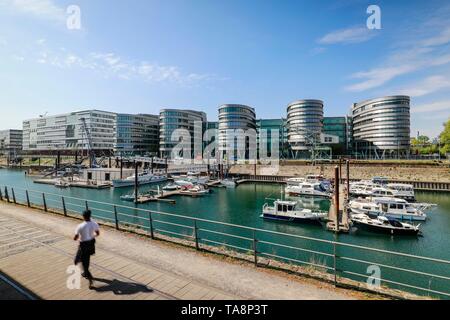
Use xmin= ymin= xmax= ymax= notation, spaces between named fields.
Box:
xmin=80 ymin=117 xmax=97 ymax=168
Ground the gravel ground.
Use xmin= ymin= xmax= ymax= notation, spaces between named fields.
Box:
xmin=0 ymin=202 xmax=372 ymax=300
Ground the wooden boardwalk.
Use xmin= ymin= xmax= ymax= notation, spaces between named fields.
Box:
xmin=0 ymin=214 xmax=237 ymax=300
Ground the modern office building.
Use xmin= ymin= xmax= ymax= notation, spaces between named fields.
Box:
xmin=322 ymin=117 xmax=347 ymax=155
xmin=352 ymin=95 xmax=411 ymax=158
xmin=115 ymin=113 xmax=159 ymax=156
xmin=22 ymin=110 xmax=117 ymax=155
xmin=256 ymin=119 xmax=288 ymax=159
xmin=159 ymin=109 xmax=207 ymax=159
xmin=218 ymin=104 xmax=257 ymax=161
xmin=0 ymin=129 xmax=23 ymax=157
xmin=286 ymin=100 xmax=324 ymax=156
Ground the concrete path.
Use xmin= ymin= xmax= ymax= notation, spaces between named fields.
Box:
xmin=0 ymin=202 xmax=357 ymax=300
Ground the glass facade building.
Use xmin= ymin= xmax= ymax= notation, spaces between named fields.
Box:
xmin=115 ymin=114 xmax=159 ymax=156
xmin=286 ymin=100 xmax=324 ymax=153
xmin=218 ymin=104 xmax=257 ymax=161
xmin=322 ymin=117 xmax=347 ymax=155
xmin=352 ymin=96 xmax=411 ymax=158
xmin=256 ymin=119 xmax=288 ymax=159
xmin=0 ymin=129 xmax=23 ymax=157
xmin=159 ymin=109 xmax=207 ymax=159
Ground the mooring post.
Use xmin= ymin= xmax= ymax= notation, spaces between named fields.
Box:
xmin=346 ymin=160 xmax=350 ymax=199
xmin=339 ymin=157 xmax=342 ymax=182
xmin=254 ymin=161 xmax=257 ymax=179
xmin=120 ymin=156 xmax=123 ymax=179
xmin=26 ymin=190 xmax=30 ymax=207
xmin=11 ymin=188 xmax=16 ymax=204
xmin=42 ymin=193 xmax=47 ymax=212
xmin=334 ymin=166 xmax=340 ymax=233
xmin=62 ymin=196 xmax=67 ymax=216
xmin=148 ymin=212 xmax=154 ymax=239
xmin=114 ymin=205 xmax=119 ymax=230
xmin=5 ymin=187 xmax=10 ymax=203
xmin=253 ymin=230 xmax=258 ymax=267
xmin=194 ymin=220 xmax=199 ymax=250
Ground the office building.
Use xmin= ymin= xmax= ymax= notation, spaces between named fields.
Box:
xmin=352 ymin=96 xmax=411 ymax=158
xmin=159 ymin=109 xmax=207 ymax=159
xmin=0 ymin=129 xmax=23 ymax=157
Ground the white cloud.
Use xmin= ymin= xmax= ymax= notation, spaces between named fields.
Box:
xmin=318 ymin=26 xmax=377 ymax=45
xmin=411 ymin=100 xmax=450 ymax=113
xmin=398 ymin=75 xmax=450 ymax=97
xmin=0 ymin=0 xmax=65 ymax=22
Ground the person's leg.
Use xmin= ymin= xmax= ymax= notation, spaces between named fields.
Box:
xmin=81 ymin=252 xmax=93 ymax=280
xmin=74 ymin=246 xmax=82 ymax=265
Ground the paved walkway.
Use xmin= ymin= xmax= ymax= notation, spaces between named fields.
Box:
xmin=0 ymin=202 xmax=357 ymax=300
xmin=0 ymin=213 xmax=236 ymax=300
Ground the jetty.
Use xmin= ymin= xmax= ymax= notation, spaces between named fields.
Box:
xmin=33 ymin=178 xmax=111 ymax=189
xmin=326 ymin=165 xmax=350 ymax=233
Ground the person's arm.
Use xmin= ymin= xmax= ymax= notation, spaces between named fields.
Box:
xmin=94 ymin=222 xmax=100 ymax=237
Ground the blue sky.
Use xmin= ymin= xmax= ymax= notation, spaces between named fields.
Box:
xmin=0 ymin=0 xmax=449 ymax=138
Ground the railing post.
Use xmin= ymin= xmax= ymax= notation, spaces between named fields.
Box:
xmin=5 ymin=187 xmax=10 ymax=203
xmin=114 ymin=205 xmax=119 ymax=230
xmin=333 ymin=240 xmax=338 ymax=287
xmin=11 ymin=188 xmax=16 ymax=204
xmin=26 ymin=190 xmax=30 ymax=207
xmin=148 ymin=211 xmax=154 ymax=239
xmin=62 ymin=196 xmax=67 ymax=216
xmin=85 ymin=201 xmax=89 ymax=211
xmin=42 ymin=193 xmax=47 ymax=212
xmin=194 ymin=220 xmax=199 ymax=250
xmin=253 ymin=230 xmax=258 ymax=267
xmin=0 ymin=187 xmax=3 ymax=201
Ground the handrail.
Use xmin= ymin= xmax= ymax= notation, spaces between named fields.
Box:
xmin=2 ymin=184 xmax=450 ymax=299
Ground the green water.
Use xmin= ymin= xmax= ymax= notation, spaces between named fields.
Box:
xmin=1 ymin=168 xmax=449 ymax=298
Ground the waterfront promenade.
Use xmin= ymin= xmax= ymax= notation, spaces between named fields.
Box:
xmin=0 ymin=202 xmax=358 ymax=300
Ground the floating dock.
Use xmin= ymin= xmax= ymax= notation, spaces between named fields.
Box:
xmin=33 ymin=178 xmax=111 ymax=189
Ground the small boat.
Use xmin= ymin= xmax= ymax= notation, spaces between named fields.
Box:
xmin=174 ymin=180 xmax=195 ymax=187
xmin=180 ymin=185 xmax=210 ymax=196
xmin=112 ymin=172 xmax=167 ymax=188
xmin=285 ymin=182 xmax=331 ymax=198
xmin=387 ymin=183 xmax=415 ymax=202
xmin=351 ymin=213 xmax=421 ymax=236
xmin=349 ymin=197 xmax=427 ymax=221
xmin=163 ymin=183 xmax=181 ymax=191
xmin=262 ymin=200 xmax=328 ymax=223
xmin=55 ymin=180 xmax=70 ymax=188
xmin=220 ymin=179 xmax=236 ymax=188
xmin=120 ymin=194 xmax=136 ymax=202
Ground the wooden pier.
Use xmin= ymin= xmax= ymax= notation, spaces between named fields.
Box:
xmin=326 ymin=184 xmax=350 ymax=233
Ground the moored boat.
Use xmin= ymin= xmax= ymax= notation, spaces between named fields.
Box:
xmin=349 ymin=197 xmax=427 ymax=221
xmin=112 ymin=172 xmax=167 ymax=188
xmin=261 ymin=200 xmax=328 ymax=223
xmin=351 ymin=213 xmax=421 ymax=236
xmin=285 ymin=182 xmax=331 ymax=198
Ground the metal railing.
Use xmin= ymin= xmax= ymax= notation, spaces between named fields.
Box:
xmin=1 ymin=185 xmax=449 ymax=299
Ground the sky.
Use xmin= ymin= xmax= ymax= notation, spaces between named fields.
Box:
xmin=0 ymin=0 xmax=449 ymax=138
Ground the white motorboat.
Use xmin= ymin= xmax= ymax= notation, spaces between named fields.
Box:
xmin=55 ymin=180 xmax=70 ymax=188
xmin=285 ymin=177 xmax=306 ymax=186
xmin=174 ymin=179 xmax=195 ymax=187
xmin=112 ymin=172 xmax=167 ymax=188
xmin=262 ymin=200 xmax=327 ymax=223
xmin=351 ymin=213 xmax=421 ymax=236
xmin=180 ymin=185 xmax=210 ymax=196
xmin=387 ymin=183 xmax=415 ymax=202
xmin=285 ymin=182 xmax=331 ymax=198
xmin=162 ymin=183 xmax=181 ymax=191
xmin=349 ymin=197 xmax=427 ymax=221
xmin=220 ymin=179 xmax=237 ymax=188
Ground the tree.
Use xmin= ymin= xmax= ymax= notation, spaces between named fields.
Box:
xmin=439 ymin=119 xmax=450 ymax=155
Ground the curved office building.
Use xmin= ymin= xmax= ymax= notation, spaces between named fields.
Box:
xmin=286 ymin=100 xmax=324 ymax=151
xmin=159 ymin=109 xmax=207 ymax=158
xmin=352 ymin=96 xmax=410 ymax=157
xmin=218 ymin=104 xmax=257 ymax=161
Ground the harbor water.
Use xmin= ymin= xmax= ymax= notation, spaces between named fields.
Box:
xmin=1 ymin=168 xmax=449 ymax=298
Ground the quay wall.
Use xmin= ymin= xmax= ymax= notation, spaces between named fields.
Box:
xmin=229 ymin=162 xmax=450 ymax=183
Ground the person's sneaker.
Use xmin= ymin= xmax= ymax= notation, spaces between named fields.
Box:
xmin=88 ymin=279 xmax=94 ymax=290
xmin=81 ymin=272 xmax=87 ymax=278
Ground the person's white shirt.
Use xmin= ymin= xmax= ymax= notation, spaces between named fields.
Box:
xmin=75 ymin=220 xmax=99 ymax=242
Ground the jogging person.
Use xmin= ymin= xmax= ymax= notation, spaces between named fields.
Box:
xmin=74 ymin=209 xmax=100 ymax=289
